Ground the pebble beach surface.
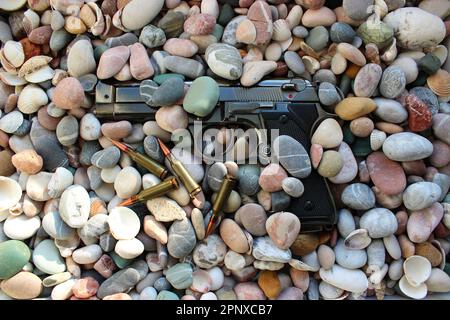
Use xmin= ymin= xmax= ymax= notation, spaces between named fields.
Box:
xmin=0 ymin=0 xmax=449 ymax=301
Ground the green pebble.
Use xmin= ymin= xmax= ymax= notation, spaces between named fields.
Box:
xmin=94 ymin=45 xmax=109 ymax=62
xmin=183 ymin=76 xmax=220 ymax=117
xmin=0 ymin=240 xmax=31 ymax=279
xmin=166 ymin=263 xmax=193 ymax=290
xmin=339 ymin=75 xmax=352 ymax=96
xmin=110 ymin=252 xmax=133 ymax=269
xmin=351 ymin=138 xmax=372 ymax=157
xmin=212 ymin=24 xmax=224 ymax=41
xmin=156 ymin=290 xmax=180 ymax=300
xmin=153 ymin=73 xmax=185 ymax=85
xmin=407 ymin=71 xmax=428 ymax=87
xmin=417 ymin=53 xmax=441 ymax=75
xmin=218 ymin=3 xmax=235 ymax=26
xmin=444 ymin=194 xmax=450 ymax=204
xmin=342 ymin=124 xmax=355 ymax=145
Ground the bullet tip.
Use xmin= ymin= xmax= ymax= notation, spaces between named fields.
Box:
xmin=158 ymin=139 xmax=171 ymax=157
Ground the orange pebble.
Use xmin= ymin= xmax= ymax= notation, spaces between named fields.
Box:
xmin=258 ymin=271 xmax=281 ymax=299
xmin=345 ymin=63 xmax=361 ymax=79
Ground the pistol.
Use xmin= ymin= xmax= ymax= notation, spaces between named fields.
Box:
xmin=93 ymin=79 xmax=338 ymax=232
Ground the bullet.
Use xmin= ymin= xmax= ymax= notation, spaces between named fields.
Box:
xmin=158 ymin=139 xmax=202 ymax=198
xmin=109 ymin=139 xmax=168 ymax=179
xmin=205 ymin=174 xmax=236 ymax=237
xmin=119 ymin=176 xmax=179 ymax=206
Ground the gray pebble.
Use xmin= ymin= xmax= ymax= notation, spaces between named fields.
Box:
xmin=271 ymin=191 xmax=291 ymax=212
xmin=13 ymin=119 xmax=31 ymax=137
xmin=319 ymin=82 xmax=342 ymax=106
xmin=313 ymin=70 xmax=337 ymax=85
xmin=139 ymin=25 xmax=166 ymax=48
xmin=77 ymin=74 xmax=98 ymax=92
xmin=409 ymin=87 xmax=440 ymax=115
xmin=140 ymin=80 xmax=159 ymax=106
xmin=80 ymin=140 xmax=101 ymax=166
xmin=237 ymin=165 xmax=261 ymax=196
xmin=97 ymin=268 xmax=141 ymax=299
xmin=271 ymin=135 xmax=312 ymax=179
xmin=207 ymin=162 xmax=227 ymax=192
xmin=56 ymin=115 xmax=79 ymax=146
xmin=151 ymin=51 xmax=170 ymax=74
xmin=343 ymin=0 xmax=374 ymax=20
xmin=143 ymin=135 xmax=164 ymax=163
xmin=163 ymin=56 xmax=205 ymax=79
xmin=151 ymin=77 xmax=185 ymax=107
xmin=105 ymin=33 xmax=138 ymax=48
xmin=129 ymin=260 xmax=149 ymax=281
xmin=379 ymin=66 xmax=406 ymax=99
xmin=87 ymin=166 xmax=102 ymax=190
xmin=153 ymin=277 xmax=172 ymax=292
xmin=330 ymin=22 xmax=356 ymax=43
xmin=42 ymin=211 xmax=76 ymax=240
xmin=433 ymin=173 xmax=450 ymax=202
xmin=402 ymin=182 xmax=442 ymax=211
xmin=167 ymin=218 xmax=196 ymax=259
xmin=292 ymin=26 xmax=309 ymax=38
xmin=50 ymin=29 xmax=73 ymax=52
xmin=341 ymin=183 xmax=375 ymax=210
xmin=157 ymin=11 xmax=185 ymax=38
xmin=91 ymin=146 xmax=121 ymax=169
xmin=306 ymin=26 xmax=329 ymax=52
xmin=284 ymin=51 xmax=305 ymax=75
xmin=100 ymin=233 xmax=117 ymax=253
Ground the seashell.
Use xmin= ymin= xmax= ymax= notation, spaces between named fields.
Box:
xmin=0 ymin=177 xmax=23 ymax=212
xmin=319 ymin=265 xmax=369 ymax=293
xmin=23 ymin=9 xmax=41 ymax=34
xmin=344 ymin=229 xmax=372 ymax=250
xmin=3 ymin=41 xmax=25 ymax=69
xmin=403 ymin=255 xmax=432 ymax=287
xmin=0 ymin=72 xmax=27 ymax=86
xmin=380 ymin=38 xmax=397 ymax=63
xmin=47 ymin=167 xmax=74 ymax=198
xmin=369 ymin=263 xmax=388 ymax=285
xmin=430 ymin=240 xmax=446 ymax=270
xmin=0 ymin=0 xmax=27 ymax=11
xmin=399 ymin=275 xmax=427 ymax=300
xmin=302 ymin=56 xmax=320 ymax=74
xmin=425 ymin=268 xmax=450 ymax=293
xmin=370 ymin=129 xmax=386 ymax=151
xmin=80 ymin=4 xmax=96 ymax=28
xmin=272 ymin=19 xmax=291 ymax=42
xmin=299 ymin=40 xmax=321 ymax=60
xmin=0 ymin=49 xmax=18 ymax=74
xmin=25 ymin=65 xmax=55 ymax=83
xmin=427 ymin=69 xmax=450 ymax=97
xmin=0 ymin=110 xmax=24 ymax=134
xmin=87 ymin=2 xmax=105 ymax=36
xmin=17 ymin=84 xmax=49 ymax=114
xmin=18 ymin=55 xmax=52 ymax=78
xmin=65 ymin=16 xmax=87 ymax=34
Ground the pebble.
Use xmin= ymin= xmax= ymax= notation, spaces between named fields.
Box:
xmin=1 ymin=271 xmax=42 ymax=300
xmin=91 ymin=146 xmax=120 ymax=169
xmin=328 ymin=142 xmax=358 ymax=184
xmin=382 ymin=132 xmax=433 ymax=162
xmin=284 ymin=51 xmax=305 ymax=75
xmin=97 ymin=46 xmax=130 ymax=80
xmin=302 ymin=7 xmax=336 ymax=27
xmin=366 ymin=151 xmax=406 ymax=195
xmin=33 ymin=239 xmax=66 ymax=274
xmin=163 ymin=56 xmax=205 ymax=79
xmin=334 ymin=239 xmax=367 ymax=269
xmin=379 ymin=66 xmax=406 ymax=99
xmin=151 ymin=77 xmax=185 ymax=107
xmin=143 ymin=215 xmax=168 ymax=244
xmin=220 ymin=219 xmax=249 ymax=253
xmin=53 ymin=77 xmax=85 ymax=110
xmin=330 ymin=22 xmax=356 ymax=43
xmin=11 ymin=149 xmax=43 ymax=174
xmin=240 ymin=61 xmax=277 ymax=86
xmin=42 ymin=211 xmax=76 ymax=241
xmin=266 ymin=212 xmax=300 ymax=250
xmin=108 ymin=207 xmax=141 ymax=240
xmin=318 ymin=82 xmax=342 ymax=106
xmin=403 ymin=182 xmax=442 ymax=211
xmin=115 ymin=239 xmax=145 ymax=259
xmin=258 ymin=163 xmax=288 ymax=193
xmin=114 ymin=166 xmax=142 ymax=199
xmin=306 ymin=26 xmax=329 ymax=52
xmin=0 ymin=240 xmax=31 ymax=280
xmin=72 ymin=277 xmax=99 ymax=299
xmin=341 ymin=183 xmax=375 ymax=210
xmin=146 ymin=197 xmax=186 ymax=222
xmin=182 ymin=76 xmax=219 ymax=117
xmin=72 ymin=244 xmax=102 ymax=264
xmin=167 ymin=218 xmax=196 ymax=259
xmin=318 ymin=150 xmax=343 ymax=178
xmin=271 ymin=135 xmax=311 ymax=179
xmin=193 ymin=235 xmax=227 ymax=269
xmin=205 ymin=43 xmax=243 ymax=80
xmin=407 ymin=203 xmax=444 ymax=243
xmin=234 ymin=282 xmax=265 ymax=300
xmin=97 ymin=268 xmax=141 ymax=299
xmin=354 ymin=64 xmax=382 ymax=97
xmin=311 ymin=118 xmax=343 ymax=148
xmin=335 ymin=97 xmax=376 ymax=120
xmin=101 ymin=121 xmax=132 ymax=140
xmin=373 ymin=98 xmax=408 ymax=124
xmin=281 ymin=177 xmax=304 ymax=198
xmin=56 ymin=115 xmax=79 ymax=146
xmin=155 ymin=105 xmax=188 ymax=133
xmin=166 ymin=263 xmax=193 ymax=290
xmin=252 ymin=236 xmax=291 ymax=263
xmin=80 ymin=113 xmax=101 ymax=141
xmin=129 ymin=43 xmax=154 ymax=80
xmin=139 ymin=25 xmax=166 ymax=48
xmin=360 ymin=208 xmax=398 ymax=238
xmin=433 ymin=114 xmax=450 ymax=145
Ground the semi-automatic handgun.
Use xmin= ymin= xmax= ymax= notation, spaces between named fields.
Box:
xmin=93 ymin=79 xmax=338 ymax=232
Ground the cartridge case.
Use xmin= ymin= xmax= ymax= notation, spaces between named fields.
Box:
xmin=170 ymin=158 xmax=201 ymax=198
xmin=212 ymin=174 xmax=236 ymax=213
xmin=129 ymin=150 xmax=168 ymax=179
xmin=140 ymin=177 xmax=179 ymax=201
